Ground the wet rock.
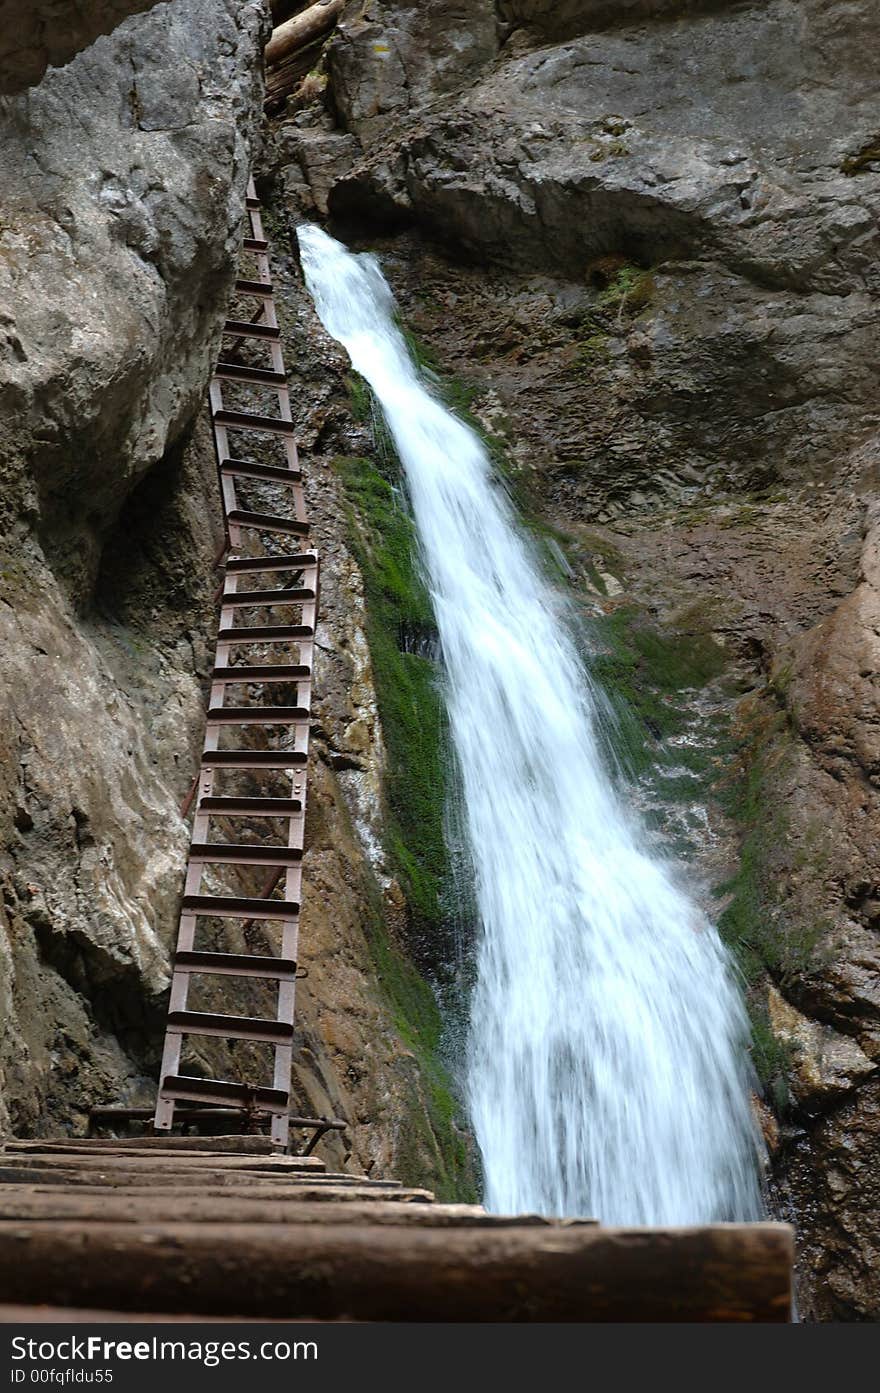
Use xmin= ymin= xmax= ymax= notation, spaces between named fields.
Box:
xmin=767 ymin=986 xmax=876 ymax=1109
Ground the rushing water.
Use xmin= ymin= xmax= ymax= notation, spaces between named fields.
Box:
xmin=297 ymin=224 xmax=764 ymax=1225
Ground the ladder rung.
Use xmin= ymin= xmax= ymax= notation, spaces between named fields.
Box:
xmin=181 ymin=894 xmax=300 ymax=921
xmin=199 ymin=749 xmax=308 ymax=769
xmin=234 ymin=277 xmax=273 ymax=299
xmin=188 ymin=842 xmax=303 ymax=866
xmin=220 ymin=586 xmax=315 ymax=606
xmin=210 ymin=663 xmax=311 ymax=683
xmin=198 ymin=796 xmax=302 ymax=817
xmin=226 ymin=510 xmax=310 ymax=537
xmin=220 ymin=459 xmax=302 ymax=486
xmin=242 ymin=237 xmax=269 ymax=253
xmin=226 ymin=553 xmax=317 ymax=574
xmin=222 ymin=319 xmax=280 ymax=342
xmin=213 ymin=409 xmax=296 ymax=437
xmin=218 ymin=624 xmax=313 ymax=642
xmin=174 ymin=950 xmax=297 ymax=981
xmin=214 ymin=362 xmax=288 ymax=387
xmin=161 ymin=1075 xmax=289 ymax=1112
xmin=166 ymin=1011 xmax=294 ymax=1045
xmin=245 ymin=196 xmax=261 ymax=211
xmin=206 ymin=705 xmax=310 ymax=724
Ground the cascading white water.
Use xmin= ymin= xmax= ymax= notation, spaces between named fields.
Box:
xmin=298 ymin=224 xmax=764 ymax=1225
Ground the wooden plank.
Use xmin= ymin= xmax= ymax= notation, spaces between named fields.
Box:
xmin=4 ymin=1140 xmax=284 ymax=1159
xmin=0 ymin=1151 xmax=325 ymax=1174
xmin=0 ymin=1183 xmax=435 ymax=1204
xmin=0 ymin=1167 xmax=407 ymax=1192
xmin=51 ymin=1136 xmax=280 ymax=1154
xmin=0 ymin=1222 xmax=793 ymax=1321
xmin=0 ymin=1195 xmax=573 ymax=1228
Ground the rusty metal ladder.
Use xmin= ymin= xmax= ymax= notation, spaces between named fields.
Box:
xmin=153 ymin=177 xmax=318 ymax=1150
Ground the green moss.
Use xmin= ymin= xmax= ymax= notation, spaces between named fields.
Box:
xmin=372 ymin=916 xmax=477 ymax=1201
xmin=334 ymin=455 xmax=448 ymax=953
xmin=595 ymin=264 xmax=655 ymax=318
xmin=749 ymin=1006 xmax=795 ymax=1116
xmin=345 ymin=372 xmax=373 ymax=424
xmin=586 ymin=604 xmax=728 ymax=777
xmin=576 ymin=333 xmax=611 ymax=366
xmin=710 ymin=701 xmax=836 ymax=1102
xmin=714 ymin=706 xmax=830 ymax=987
xmin=333 ymin=446 xmax=478 ymax=1199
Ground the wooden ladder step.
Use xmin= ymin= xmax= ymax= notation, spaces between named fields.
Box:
xmin=245 ymin=196 xmax=261 ymax=211
xmin=197 ymin=795 xmax=302 ymax=817
xmin=226 ymin=510 xmax=310 ymax=537
xmin=199 ymin=749 xmax=308 ymax=769
xmin=166 ymin=1011 xmax=294 ymax=1045
xmin=210 ymin=663 xmax=311 ymax=683
xmin=220 ymin=459 xmax=303 ymax=485
xmin=222 ymin=318 xmax=280 ymax=342
xmin=180 ymin=894 xmax=300 ymax=921
xmin=226 ymin=553 xmax=317 ymax=574
xmin=188 ymin=842 xmax=302 ymax=867
xmin=214 ymin=409 xmax=296 ymax=437
xmin=220 ymin=586 xmax=315 ymax=606
xmin=242 ymin=237 xmax=269 ymax=253
xmin=214 ymin=362 xmax=288 ymax=387
xmin=161 ymin=1075 xmax=289 ymax=1110
xmin=234 ymin=278 xmax=273 ymax=299
xmin=173 ymin=950 xmax=297 ymax=981
xmin=217 ymin=623 xmax=313 ymax=642
xmin=205 ymin=705 xmax=310 ymax=724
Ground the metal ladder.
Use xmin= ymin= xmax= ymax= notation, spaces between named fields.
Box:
xmin=153 ymin=178 xmax=318 ymax=1150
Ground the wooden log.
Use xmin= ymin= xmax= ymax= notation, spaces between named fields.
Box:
xmin=265 ymin=0 xmax=344 ymax=70
xmin=88 ymin=1106 xmax=345 ymax=1135
xmin=54 ymin=1134 xmax=278 ymax=1153
xmin=0 ymin=1222 xmax=793 ymax=1321
xmin=265 ymin=42 xmax=325 ymax=101
xmin=0 ymin=1165 xmax=410 ymax=1193
xmin=0 ymin=1306 xmax=320 ymax=1324
xmin=0 ymin=1150 xmax=326 ymax=1174
xmin=0 ymin=1181 xmax=435 ymax=1204
xmin=0 ymin=1193 xmax=566 ymax=1229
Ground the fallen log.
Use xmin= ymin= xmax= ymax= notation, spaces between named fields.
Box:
xmin=265 ymin=0 xmax=344 ymax=70
xmin=264 ymin=41 xmax=327 ymax=112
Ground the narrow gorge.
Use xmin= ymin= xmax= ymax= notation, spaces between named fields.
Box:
xmin=1 ymin=0 xmax=878 ymax=1321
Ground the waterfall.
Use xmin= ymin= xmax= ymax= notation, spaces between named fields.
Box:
xmin=297 ymin=224 xmax=764 ymax=1225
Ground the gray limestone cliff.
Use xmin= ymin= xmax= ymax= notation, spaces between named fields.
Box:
xmin=3 ymin=0 xmax=880 ymax=1318
xmin=272 ymin=0 xmax=880 ymax=1318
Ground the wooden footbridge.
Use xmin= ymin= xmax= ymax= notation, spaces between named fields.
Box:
xmin=0 ymin=181 xmax=794 ymax=1323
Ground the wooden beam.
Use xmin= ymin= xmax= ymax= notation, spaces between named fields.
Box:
xmin=0 ymin=1222 xmax=792 ymax=1321
xmin=0 ymin=1149 xmax=326 ymax=1174
xmin=0 ymin=1193 xmax=561 ymax=1228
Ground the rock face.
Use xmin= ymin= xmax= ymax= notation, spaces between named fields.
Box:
xmin=0 ymin=0 xmax=268 ymax=1131
xmin=0 ymin=0 xmax=476 ymax=1199
xmin=272 ymin=0 xmax=880 ymax=1316
xmin=0 ymin=0 xmax=163 ymax=94
xmin=0 ymin=0 xmax=268 ymax=601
